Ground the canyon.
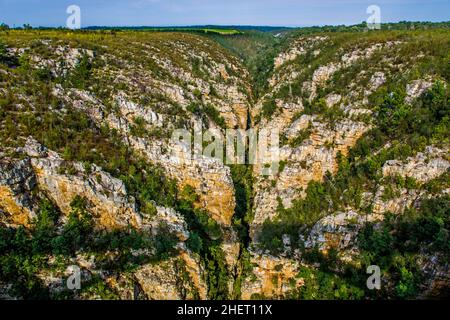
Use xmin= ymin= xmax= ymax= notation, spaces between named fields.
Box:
xmin=0 ymin=26 xmax=449 ymax=299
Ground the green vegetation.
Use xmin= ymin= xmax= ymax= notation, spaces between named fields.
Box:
xmin=0 ymin=29 xmax=242 ymax=300
xmin=358 ymin=195 xmax=449 ymax=299
xmin=290 ymin=21 xmax=450 ymax=36
xmin=261 ymin=98 xmax=277 ymax=119
xmin=87 ymin=26 xmax=242 ymax=35
xmin=287 ymin=266 xmax=365 ymax=300
xmin=0 ymin=197 xmax=178 ymax=299
xmin=230 ymin=165 xmax=254 ymax=242
xmin=207 ymin=30 xmax=284 ymax=98
xmin=260 ymin=82 xmax=449 ymax=250
xmin=65 ymin=54 xmax=93 ymax=90
xmin=187 ymin=102 xmax=226 ymax=128
xmin=0 ymin=40 xmax=18 ymax=67
xmin=284 ymin=127 xmax=311 ymax=148
xmin=258 ymin=195 xmax=449 ymax=300
xmin=176 ymin=185 xmax=230 ymax=299
xmin=257 ymin=80 xmax=449 ymax=298
xmin=205 ymin=245 xmax=230 ymax=300
xmin=191 ymin=28 xmax=242 ymax=35
xmin=1 ymin=23 xmax=449 ymax=300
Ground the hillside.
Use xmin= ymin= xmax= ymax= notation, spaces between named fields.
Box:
xmin=0 ymin=26 xmax=449 ymax=300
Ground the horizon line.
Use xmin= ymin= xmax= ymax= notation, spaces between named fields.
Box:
xmin=3 ymin=20 xmax=450 ymax=30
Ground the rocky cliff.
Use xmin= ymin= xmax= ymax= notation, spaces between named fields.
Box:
xmin=0 ymin=27 xmax=449 ymax=300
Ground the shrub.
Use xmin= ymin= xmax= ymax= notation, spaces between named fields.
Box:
xmin=51 ymin=197 xmax=93 ymax=255
xmin=288 ymin=128 xmax=311 ymax=148
xmin=287 ymin=266 xmax=364 ymax=300
xmin=0 ymin=41 xmax=18 ymax=67
xmin=180 ymin=185 xmax=199 ymax=203
xmin=154 ymin=223 xmax=179 ymax=259
xmin=34 ymin=67 xmax=53 ymax=81
xmin=205 ymin=245 xmax=229 ymax=299
xmin=66 ymin=54 xmax=92 ymax=89
xmin=203 ymin=104 xmax=226 ymax=128
xmin=261 ymin=98 xmax=277 ymax=119
xmin=422 ymin=81 xmax=449 ymax=121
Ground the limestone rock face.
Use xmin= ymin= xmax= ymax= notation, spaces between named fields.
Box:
xmin=130 ymin=138 xmax=237 ymax=227
xmin=270 ymin=36 xmax=328 ymax=87
xmin=248 ymin=42 xmax=403 ymax=246
xmin=417 ymin=253 xmax=450 ymax=299
xmin=303 ymin=42 xmax=398 ymax=101
xmin=1 ymin=138 xmax=209 ymax=300
xmin=238 ymin=34 xmax=450 ymax=300
xmin=145 ymin=205 xmax=190 ymax=242
xmin=285 ymin=115 xmax=314 ymax=139
xmin=325 ymin=93 xmax=342 ymax=108
xmin=305 ymin=210 xmax=381 ymax=252
xmin=2 ymin=30 xmax=449 ymax=301
xmin=405 ymin=79 xmax=433 ymax=104
xmin=135 ymin=250 xmax=207 ymax=300
xmin=251 ymin=119 xmax=368 ymax=239
xmin=54 ymin=87 xmax=237 ymax=227
xmin=42 ymin=36 xmax=248 ymax=294
xmin=382 ymin=146 xmax=450 ymax=183
xmin=369 ymin=72 xmax=387 ymax=91
xmin=273 ymin=36 xmax=328 ymax=69
xmin=28 ymin=41 xmax=94 ymax=78
xmin=20 ymin=138 xmax=142 ymax=230
xmin=241 ymin=251 xmax=303 ymax=300
xmin=7 ymin=137 xmax=195 ymax=236
xmin=0 ymin=157 xmax=37 ymax=226
xmin=371 ymin=187 xmax=425 ymax=215
xmin=114 ymin=92 xmax=166 ymax=128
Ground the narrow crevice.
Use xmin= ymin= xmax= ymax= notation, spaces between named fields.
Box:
xmin=229 ymin=94 xmax=256 ymax=299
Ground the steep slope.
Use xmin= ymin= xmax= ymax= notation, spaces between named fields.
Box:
xmin=0 ymin=30 xmax=252 ymax=299
xmin=242 ymin=29 xmax=449 ymax=299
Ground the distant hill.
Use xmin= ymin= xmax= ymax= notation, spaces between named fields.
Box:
xmin=83 ymin=25 xmax=293 ymax=33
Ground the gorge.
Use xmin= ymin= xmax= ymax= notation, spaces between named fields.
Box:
xmin=0 ymin=24 xmax=449 ymax=300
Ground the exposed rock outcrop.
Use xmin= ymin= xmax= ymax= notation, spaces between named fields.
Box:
xmin=405 ymin=79 xmax=433 ymax=104
xmin=241 ymin=251 xmax=303 ymax=300
xmin=382 ymin=146 xmax=450 ymax=183
xmin=1 ymin=138 xmax=209 ymax=300
xmin=135 ymin=250 xmax=207 ymax=300
xmin=22 ymin=137 xmax=142 ymax=230
xmin=54 ymin=87 xmax=237 ymax=227
xmin=0 ymin=157 xmax=37 ymax=226
xmin=304 ymin=210 xmax=381 ymax=252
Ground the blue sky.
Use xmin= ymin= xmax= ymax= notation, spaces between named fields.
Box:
xmin=0 ymin=0 xmax=449 ymax=27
